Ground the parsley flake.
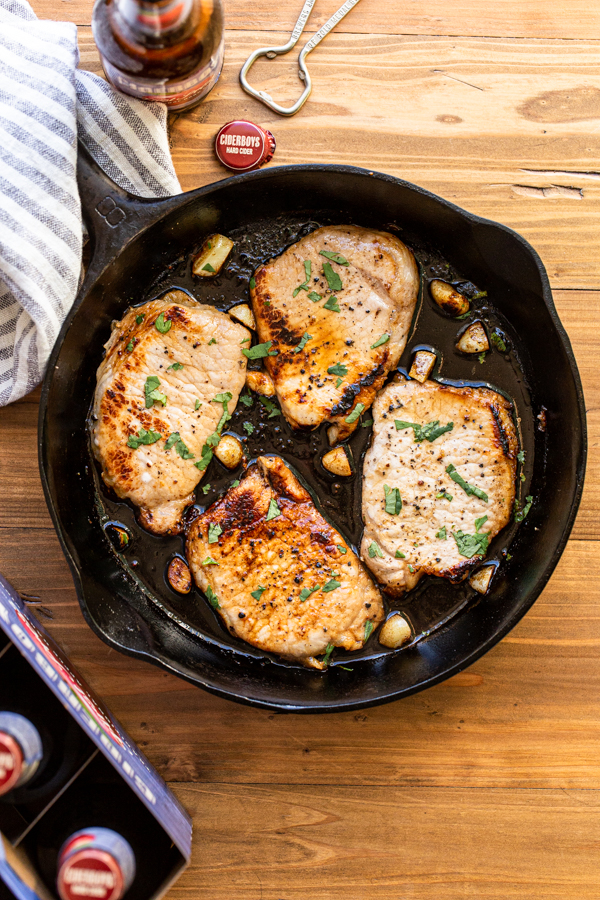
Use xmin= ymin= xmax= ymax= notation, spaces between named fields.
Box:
xmin=322 ymin=262 xmax=343 ymax=291
xmin=205 ymin=586 xmax=220 ymax=609
xmin=202 ymin=263 xmax=215 ymax=273
xmin=491 ymin=331 xmax=507 ymax=352
xmin=514 ymin=495 xmax=533 ymax=523
xmin=293 ymin=332 xmax=313 ymax=353
xmin=144 ymin=375 xmax=167 ymax=408
xmin=446 ymin=464 xmax=488 ymax=502
xmin=452 ymin=515 xmax=490 ymax=558
xmin=336 ymin=377 xmax=343 ymax=388
xmin=126 ymin=339 xmax=134 ymax=352
xmin=370 ymin=333 xmax=390 ymax=349
xmin=478 ymin=352 xmax=486 ymax=364
xmin=323 ymin=295 xmax=341 ymax=312
xmin=243 ymin=422 xmax=254 ymax=435
xmin=345 ymin=402 xmax=365 ymax=424
xmin=368 ymin=541 xmax=384 ymax=559
xmin=242 ymin=341 xmax=278 ymax=359
xmin=322 ymin=579 xmax=341 ymax=593
xmin=395 ymin=419 xmax=454 ymax=442
xmin=436 ymin=491 xmax=453 ymax=502
xmin=292 ymin=260 xmax=312 ymax=296
xmin=232 ymin=479 xmax=240 ymax=487
xmin=208 ymin=523 xmax=222 ymax=543
xmin=364 ymin=621 xmax=374 ymax=641
xmin=517 ymin=450 xmax=525 ymax=464
xmin=320 ymin=250 xmax=349 ymax=266
xmin=322 ymin=643 xmax=335 ymax=666
xmin=337 ymin=545 xmax=347 ymax=554
xmin=436 ymin=526 xmax=447 ymax=540
xmin=135 ymin=314 xmax=145 ymax=325
xmin=259 ymin=396 xmax=281 ymax=417
xmin=164 ymin=432 xmax=180 ymax=451
xmin=384 ymin=484 xmax=402 ymax=515
xmin=176 ymin=440 xmax=194 ymax=460
xmin=167 ymin=361 xmax=184 ymax=372
xmin=266 ymin=499 xmax=281 ymax=521
xmin=249 ymin=277 xmax=256 ymax=289
xmin=327 ymin=363 xmax=348 ymax=376
xmin=251 ymin=585 xmax=267 ymax=601
xmin=308 ymin=292 xmax=322 ymax=302
xmin=202 ymin=556 xmax=218 ymax=565
xmin=155 ymin=312 xmax=171 ymax=334
xmin=239 ymin=393 xmax=253 ymax=407
xmin=395 ymin=549 xmax=406 ymax=558
xmin=127 ymin=428 xmax=161 ymax=449
xmin=202 ymin=484 xmax=211 ymax=495
xmin=361 ymin=419 xmax=374 ymax=428
xmin=208 ymin=338 xmax=217 ymax=345
xmin=195 ymin=399 xmax=202 ymax=410
xmin=300 ymin=585 xmax=320 ymax=602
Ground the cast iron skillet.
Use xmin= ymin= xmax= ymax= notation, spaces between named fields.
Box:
xmin=39 ymin=147 xmax=586 ymax=712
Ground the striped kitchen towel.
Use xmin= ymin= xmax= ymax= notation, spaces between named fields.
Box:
xmin=0 ymin=0 xmax=181 ymax=406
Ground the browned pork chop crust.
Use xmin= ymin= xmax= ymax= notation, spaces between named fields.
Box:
xmin=91 ymin=290 xmax=249 ymax=535
xmin=251 ymin=225 xmax=419 ymax=443
xmin=186 ymin=455 xmax=384 ymax=668
xmin=361 ymin=377 xmax=518 ymax=595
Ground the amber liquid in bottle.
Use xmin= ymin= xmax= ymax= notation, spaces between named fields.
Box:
xmin=92 ymin=0 xmax=224 ymax=111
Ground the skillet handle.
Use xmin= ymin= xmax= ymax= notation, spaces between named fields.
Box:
xmin=77 ymin=143 xmax=183 ymax=282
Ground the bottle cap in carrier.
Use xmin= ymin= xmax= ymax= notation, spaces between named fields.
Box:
xmin=214 ymin=120 xmax=276 ymax=171
xmin=57 ymin=828 xmax=136 ymax=900
xmin=0 ymin=712 xmax=43 ymax=795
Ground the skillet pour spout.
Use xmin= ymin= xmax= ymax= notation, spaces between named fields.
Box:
xmin=38 ymin=146 xmax=586 ymax=712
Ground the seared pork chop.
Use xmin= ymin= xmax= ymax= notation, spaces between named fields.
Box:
xmin=251 ymin=225 xmax=419 ymax=444
xmin=186 ymin=455 xmax=384 ymax=668
xmin=361 ymin=377 xmax=518 ymax=595
xmin=91 ymin=290 xmax=249 ymax=535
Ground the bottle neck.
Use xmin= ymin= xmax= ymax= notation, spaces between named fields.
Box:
xmin=110 ymin=0 xmax=199 ymax=47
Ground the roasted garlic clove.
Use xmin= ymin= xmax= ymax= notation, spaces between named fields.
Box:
xmin=456 ymin=321 xmax=489 ymax=354
xmin=246 ymin=370 xmax=276 ymax=397
xmin=168 ymin=557 xmax=192 ymax=594
xmin=379 ymin=613 xmax=412 ymax=649
xmin=469 ymin=565 xmax=495 ymax=594
xmin=409 ymin=350 xmax=437 ymax=383
xmin=430 ymin=280 xmax=470 ymax=317
xmin=229 ymin=303 xmax=256 ymax=330
xmin=214 ymin=434 xmax=244 ymax=469
xmin=192 ymin=234 xmax=234 ymax=277
xmin=322 ymin=446 xmax=353 ymax=477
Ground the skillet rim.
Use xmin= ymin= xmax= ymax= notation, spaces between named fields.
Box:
xmin=38 ymin=160 xmax=587 ymax=712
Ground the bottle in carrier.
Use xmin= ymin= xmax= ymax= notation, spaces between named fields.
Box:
xmin=0 ymin=712 xmax=43 ymax=797
xmin=92 ymin=0 xmax=225 ymax=111
xmin=56 ymin=829 xmax=136 ymax=900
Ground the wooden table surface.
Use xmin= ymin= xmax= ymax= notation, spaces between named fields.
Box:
xmin=5 ymin=0 xmax=600 ymax=896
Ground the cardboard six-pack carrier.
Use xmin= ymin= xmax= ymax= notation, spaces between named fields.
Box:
xmin=0 ymin=574 xmax=192 ymax=900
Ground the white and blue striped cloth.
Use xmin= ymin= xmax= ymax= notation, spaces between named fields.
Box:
xmin=0 ymin=0 xmax=181 ymax=405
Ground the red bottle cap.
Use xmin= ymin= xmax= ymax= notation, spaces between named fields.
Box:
xmin=57 ymin=849 xmax=124 ymax=900
xmin=214 ymin=120 xmax=276 ymax=172
xmin=0 ymin=730 xmax=23 ymax=795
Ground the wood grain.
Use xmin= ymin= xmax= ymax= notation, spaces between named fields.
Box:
xmin=36 ymin=0 xmax=600 ymax=39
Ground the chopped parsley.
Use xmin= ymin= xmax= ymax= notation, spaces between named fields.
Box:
xmin=491 ymin=331 xmax=507 ymax=352
xmin=336 ymin=378 xmax=343 ymax=388
xmin=239 ymin=393 xmax=253 ymax=407
xmin=320 ymin=250 xmax=349 ymax=265
xmin=232 ymin=479 xmax=240 ymax=487
xmin=384 ymin=484 xmax=402 ymax=515
xmin=478 ymin=352 xmax=486 ymax=364
xmin=394 ymin=419 xmax=454 ymax=443
xmin=445 ymin=464 xmax=488 ymax=502
xmin=345 ymin=402 xmax=365 ymax=424
xmin=194 ymin=443 xmax=215 ymax=472
xmin=436 ymin=490 xmax=453 ymax=501
xmin=472 ymin=290 xmax=488 ymax=300
xmin=202 ymin=484 xmax=211 ymax=494
xmin=322 ymin=262 xmax=343 ymax=292
xmin=300 ymin=585 xmax=320 ymax=602
xmin=155 ymin=312 xmax=171 ymax=334
xmin=127 ymin=428 xmax=161 ymax=449
xmin=164 ymin=432 xmax=180 ymax=451
xmin=323 ymin=295 xmax=341 ymax=312
xmin=251 ymin=585 xmax=267 ymax=601
xmin=361 ymin=419 xmax=374 ymax=428
xmin=167 ymin=361 xmax=184 ymax=372
xmin=243 ymin=422 xmax=254 ymax=435
xmin=308 ymin=292 xmax=322 ymax=302
xmin=322 ymin=643 xmax=335 ymax=666
xmin=205 ymin=586 xmax=219 ymax=609
xmin=337 ymin=545 xmax=347 ymax=554
xmin=212 ymin=391 xmax=233 ymax=432
xmin=135 ymin=313 xmax=145 ymax=325
xmin=144 ymin=375 xmax=167 ymax=408
xmin=364 ymin=621 xmax=374 ymax=641
xmin=202 ymin=263 xmax=215 ymax=273
xmin=395 ymin=549 xmax=406 ymax=558
xmin=208 ymin=523 xmax=222 ymax=543
xmin=242 ymin=340 xmax=278 ymax=359
xmin=322 ymin=579 xmax=341 ymax=593
xmin=176 ymin=440 xmax=194 ymax=460
xmin=249 ymin=277 xmax=256 ymax=289
xmin=408 ymin=565 xmax=415 ymax=573
xmin=293 ymin=332 xmax=313 ymax=353
xmin=293 ymin=260 xmax=312 ymax=296
xmin=327 ymin=363 xmax=348 ymax=376
xmin=436 ymin=526 xmax=447 ymax=540
xmin=266 ymin=499 xmax=281 ymax=521
xmin=208 ymin=338 xmax=217 ymax=345
xmin=452 ymin=516 xmax=490 ymax=559
xmin=126 ymin=339 xmax=134 ymax=352
xmin=259 ymin=395 xmax=281 ymax=417
xmin=514 ymin=494 xmax=533 ymax=523
xmin=368 ymin=541 xmax=384 ymax=559
xmin=370 ymin=333 xmax=390 ymax=349
xmin=517 ymin=450 xmax=525 ymax=464
xmin=195 ymin=399 xmax=202 ymax=410
xmin=202 ymin=556 xmax=218 ymax=565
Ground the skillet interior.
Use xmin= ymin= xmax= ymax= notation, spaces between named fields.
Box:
xmin=39 ymin=162 xmax=586 ymax=711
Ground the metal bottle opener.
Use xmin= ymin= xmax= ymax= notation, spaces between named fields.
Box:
xmin=239 ymin=0 xmax=362 ymax=116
